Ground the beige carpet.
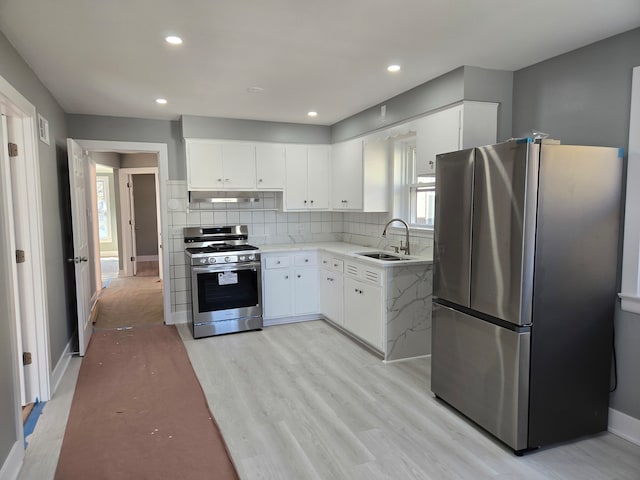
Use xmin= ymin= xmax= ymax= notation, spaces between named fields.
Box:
xmin=54 ymin=325 xmax=239 ymax=480
xmin=95 ymin=274 xmax=164 ymax=329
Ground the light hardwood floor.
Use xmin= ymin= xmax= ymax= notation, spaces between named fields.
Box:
xmin=18 ymin=320 xmax=640 ymax=479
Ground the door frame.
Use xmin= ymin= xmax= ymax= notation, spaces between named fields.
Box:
xmin=0 ymin=74 xmax=52 ymax=404
xmin=118 ymin=167 xmax=161 ymax=278
xmin=74 ymin=140 xmax=171 ymax=324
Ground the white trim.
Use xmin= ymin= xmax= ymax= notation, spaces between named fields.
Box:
xmin=0 ymin=74 xmax=52 ymax=404
xmin=383 ymin=353 xmax=430 ymax=364
xmin=618 ymin=294 xmax=640 ymax=315
xmin=74 ymin=140 xmax=171 ymax=327
xmin=263 ymin=314 xmax=322 ymax=327
xmin=0 ymin=441 xmax=23 ymax=480
xmin=608 ymin=408 xmax=640 ymax=446
xmin=619 ymin=66 xmax=640 ymax=314
xmin=169 ymin=309 xmax=189 ymax=325
xmin=50 ymin=338 xmax=73 ymax=396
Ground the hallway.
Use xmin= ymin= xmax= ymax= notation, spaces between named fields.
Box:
xmin=95 ymin=261 xmax=164 ymax=329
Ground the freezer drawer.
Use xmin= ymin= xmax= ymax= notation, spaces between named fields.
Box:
xmin=431 ymin=303 xmax=530 ymax=451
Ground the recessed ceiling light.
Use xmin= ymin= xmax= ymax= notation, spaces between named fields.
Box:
xmin=165 ymin=36 xmax=183 ymax=45
xmin=387 ymin=64 xmax=401 ymax=73
xmin=307 ymin=111 xmax=318 ymax=117
xmin=156 ymin=98 xmax=168 ymax=105
xmin=246 ymin=86 xmax=264 ymax=93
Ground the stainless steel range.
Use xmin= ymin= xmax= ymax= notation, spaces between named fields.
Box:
xmin=184 ymin=225 xmax=262 ymax=339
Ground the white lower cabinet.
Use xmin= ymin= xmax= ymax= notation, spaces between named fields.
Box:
xmin=343 ymin=276 xmax=383 ymax=351
xmin=262 ymin=252 xmax=319 ymax=320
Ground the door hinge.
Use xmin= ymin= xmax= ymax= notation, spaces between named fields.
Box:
xmin=8 ymin=143 xmax=18 ymax=157
xmin=130 ymin=256 xmax=135 ymax=262
xmin=16 ymin=249 xmax=25 ymax=263
xmin=127 ymin=182 xmax=131 ymax=188
xmin=129 ymin=219 xmax=132 ymax=225
xmin=23 ymin=352 xmax=32 ymax=366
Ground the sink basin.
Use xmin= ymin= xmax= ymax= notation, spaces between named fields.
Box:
xmin=356 ymin=252 xmax=404 ymax=261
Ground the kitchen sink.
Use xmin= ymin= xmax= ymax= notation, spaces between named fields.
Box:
xmin=356 ymin=252 xmax=404 ymax=261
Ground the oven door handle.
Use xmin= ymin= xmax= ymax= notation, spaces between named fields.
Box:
xmin=192 ymin=263 xmax=260 ymax=273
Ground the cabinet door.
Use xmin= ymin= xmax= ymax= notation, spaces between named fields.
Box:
xmin=285 ymin=145 xmax=309 ymax=210
xmin=332 ymin=140 xmax=363 ymax=210
xmin=256 ymin=143 xmax=285 ymax=189
xmin=186 ymin=141 xmax=224 ymax=190
xmin=222 ymin=143 xmax=256 ymax=189
xmin=344 ymin=277 xmax=383 ymax=350
xmin=263 ymin=268 xmax=292 ymax=318
xmin=416 ymin=106 xmax=462 ymax=175
xmin=320 ymin=268 xmax=344 ymax=325
xmin=307 ymin=146 xmax=330 ymax=210
xmin=293 ymin=266 xmax=319 ymax=315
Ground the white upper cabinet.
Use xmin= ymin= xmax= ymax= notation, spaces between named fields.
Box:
xmin=416 ymin=101 xmax=498 ymax=175
xmin=332 ymin=137 xmax=389 ymax=212
xmin=255 ymin=143 xmax=285 ymax=189
xmin=185 ymin=139 xmax=256 ymax=190
xmin=284 ymin=145 xmax=330 ymax=210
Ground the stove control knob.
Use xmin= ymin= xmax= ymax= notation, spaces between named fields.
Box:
xmin=208 ymin=257 xmax=217 ymax=264
xmin=248 ymin=254 xmax=255 ymax=261
xmin=239 ymin=255 xmax=246 ymax=261
xmin=200 ymin=258 xmax=208 ymax=265
xmin=224 ymin=256 xmax=231 ymax=263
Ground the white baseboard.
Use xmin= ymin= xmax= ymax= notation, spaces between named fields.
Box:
xmin=263 ymin=314 xmax=322 ymax=327
xmin=51 ymin=338 xmax=73 ymax=396
xmin=167 ymin=310 xmax=188 ymax=325
xmin=383 ymin=354 xmax=431 ymax=364
xmin=137 ymin=255 xmax=159 ymax=261
xmin=609 ymin=408 xmax=640 ymax=446
xmin=0 ymin=441 xmax=23 ymax=480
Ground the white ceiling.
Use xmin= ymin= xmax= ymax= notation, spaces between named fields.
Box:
xmin=0 ymin=0 xmax=639 ymax=125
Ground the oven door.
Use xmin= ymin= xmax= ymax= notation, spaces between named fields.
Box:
xmin=191 ymin=262 xmax=262 ymax=326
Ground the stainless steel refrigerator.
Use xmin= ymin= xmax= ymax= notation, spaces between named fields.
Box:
xmin=431 ymin=138 xmax=623 ymax=454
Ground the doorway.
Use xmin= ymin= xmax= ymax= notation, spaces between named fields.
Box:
xmin=73 ymin=140 xmax=171 ymax=329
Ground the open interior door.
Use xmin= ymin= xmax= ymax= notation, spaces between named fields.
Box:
xmin=67 ymin=139 xmax=93 ymax=356
xmin=127 ymin=174 xmax=138 ymax=276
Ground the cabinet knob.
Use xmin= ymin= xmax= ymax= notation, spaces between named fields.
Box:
xmin=258 ymin=178 xmax=263 ymax=183
xmin=305 ymin=259 xmax=308 ymax=263
xmin=217 ymin=178 xmax=222 ymax=182
xmin=225 ymin=178 xmax=230 ymax=182
xmin=276 ymin=260 xmax=280 ymax=264
xmin=304 ymin=200 xmax=308 ymax=204
xmin=297 ymin=274 xmax=301 ymax=278
xmin=285 ymin=275 xmax=289 ymax=279
xmin=310 ymin=200 xmax=314 ymax=204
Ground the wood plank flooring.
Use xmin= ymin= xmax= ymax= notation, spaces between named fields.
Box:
xmin=17 ymin=320 xmax=640 ymax=479
xmin=177 ymin=320 xmax=640 ymax=480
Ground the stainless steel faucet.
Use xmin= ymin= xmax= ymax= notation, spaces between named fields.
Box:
xmin=382 ymin=218 xmax=410 ymax=255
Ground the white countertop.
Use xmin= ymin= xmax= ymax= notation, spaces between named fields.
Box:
xmin=258 ymin=242 xmax=432 ymax=267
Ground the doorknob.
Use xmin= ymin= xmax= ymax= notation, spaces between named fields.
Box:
xmin=68 ymin=256 xmax=88 ymax=264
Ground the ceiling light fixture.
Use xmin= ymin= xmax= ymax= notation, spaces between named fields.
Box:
xmin=156 ymin=98 xmax=168 ymax=105
xmin=307 ymin=111 xmax=318 ymax=117
xmin=246 ymin=86 xmax=264 ymax=93
xmin=165 ymin=35 xmax=183 ymax=45
xmin=387 ymin=64 xmax=401 ymax=73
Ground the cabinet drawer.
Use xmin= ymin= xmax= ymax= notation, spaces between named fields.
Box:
xmin=345 ymin=261 xmax=382 ymax=285
xmin=320 ymin=255 xmax=343 ymax=272
xmin=294 ymin=252 xmax=317 ymax=267
xmin=265 ymin=256 xmax=290 ymax=269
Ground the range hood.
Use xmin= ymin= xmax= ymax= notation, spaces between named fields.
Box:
xmin=188 ymin=191 xmax=261 ymax=204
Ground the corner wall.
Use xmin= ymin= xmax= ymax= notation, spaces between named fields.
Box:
xmin=513 ymin=27 xmax=640 ymax=422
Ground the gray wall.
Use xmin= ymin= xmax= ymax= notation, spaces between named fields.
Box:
xmin=182 ymin=115 xmax=331 ymax=144
xmin=513 ymin=27 xmax=640 ymax=420
xmin=0 ymin=29 xmax=73 ymax=465
xmin=331 ymin=66 xmax=513 ymax=143
xmin=66 ymin=114 xmax=184 ymax=180
xmin=132 ymin=174 xmax=158 ymax=256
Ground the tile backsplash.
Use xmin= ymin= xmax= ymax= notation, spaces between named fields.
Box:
xmin=166 ymin=181 xmax=432 ymax=318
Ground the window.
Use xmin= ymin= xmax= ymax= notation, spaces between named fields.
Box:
xmin=96 ymin=175 xmax=112 ymax=242
xmin=393 ymin=136 xmax=436 ymax=231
